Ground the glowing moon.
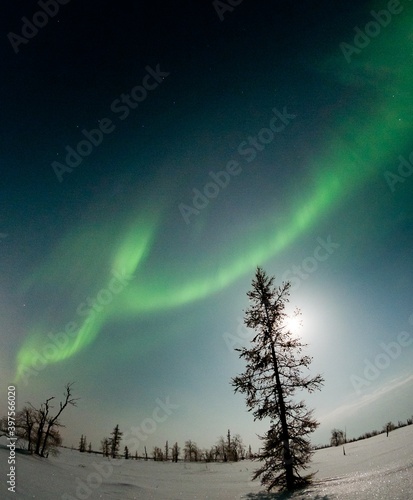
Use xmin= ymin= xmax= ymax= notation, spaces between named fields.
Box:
xmin=285 ymin=315 xmax=302 ymax=334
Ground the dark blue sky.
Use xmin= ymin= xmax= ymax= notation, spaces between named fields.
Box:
xmin=1 ymin=0 xmax=413 ymax=451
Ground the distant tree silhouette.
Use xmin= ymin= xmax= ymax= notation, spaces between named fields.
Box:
xmin=216 ymin=430 xmax=245 ymax=462
xmin=203 ymin=447 xmax=214 ymax=462
xmin=1 ymin=406 xmax=37 ymax=452
xmin=124 ymin=445 xmax=129 ymax=459
xmin=172 ymin=442 xmax=180 ymax=462
xmin=21 ymin=407 xmax=37 ymax=452
xmin=79 ymin=434 xmax=86 ymax=452
xmin=217 ymin=436 xmax=228 ymax=462
xmin=384 ymin=421 xmax=395 ymax=437
xmin=110 ymin=424 xmax=123 ymax=458
xmin=184 ymin=440 xmax=198 ymax=461
xmin=101 ymin=438 xmax=110 ymax=457
xmin=211 ymin=444 xmax=220 ymax=462
xmin=232 ymin=268 xmax=324 ymax=491
xmin=153 ymin=446 xmax=164 ymax=461
xmin=230 ymin=432 xmax=245 ymax=461
xmin=330 ymin=429 xmax=345 ymax=447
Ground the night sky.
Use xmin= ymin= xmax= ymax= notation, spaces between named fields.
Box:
xmin=1 ymin=0 xmax=413 ymax=451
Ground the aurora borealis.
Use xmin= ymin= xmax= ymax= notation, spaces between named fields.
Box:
xmin=2 ymin=1 xmax=413 ymax=449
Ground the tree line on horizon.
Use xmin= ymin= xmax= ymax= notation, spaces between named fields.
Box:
xmin=324 ymin=416 xmax=413 ymax=450
xmin=77 ymin=426 xmax=255 ymax=463
xmin=76 ymin=415 xmax=413 ymax=460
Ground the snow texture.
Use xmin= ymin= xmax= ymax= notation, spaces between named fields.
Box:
xmin=1 ymin=424 xmax=412 ymax=499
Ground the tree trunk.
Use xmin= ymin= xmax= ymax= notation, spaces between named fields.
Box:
xmin=270 ymin=340 xmax=294 ymax=490
xmin=40 ymin=423 xmax=52 ymax=457
xmin=25 ymin=415 xmax=33 ymax=453
xmin=35 ymin=421 xmax=45 ymax=455
xmin=263 ymin=297 xmax=294 ymax=490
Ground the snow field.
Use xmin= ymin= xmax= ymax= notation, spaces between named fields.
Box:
xmin=0 ymin=424 xmax=412 ymax=499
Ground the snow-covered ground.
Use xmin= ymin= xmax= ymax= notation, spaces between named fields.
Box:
xmin=1 ymin=425 xmax=412 ymax=499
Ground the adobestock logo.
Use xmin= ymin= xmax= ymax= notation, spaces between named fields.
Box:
xmin=350 ymin=315 xmax=413 ymax=394
xmin=179 ymin=106 xmax=296 ymax=225
xmin=61 ymin=460 xmax=121 ymax=500
xmin=19 ymin=269 xmax=133 ymax=386
xmin=384 ymin=152 xmax=413 ymax=192
xmin=223 ymin=317 xmax=253 ymax=352
xmin=340 ymin=0 xmax=408 ymax=63
xmin=123 ymin=397 xmax=179 ymax=450
xmin=281 ymin=236 xmax=340 ymax=292
xmin=52 ymin=64 xmax=170 ymax=183
xmin=213 ymin=0 xmax=244 ymax=22
xmin=7 ymin=0 xmax=72 ymax=54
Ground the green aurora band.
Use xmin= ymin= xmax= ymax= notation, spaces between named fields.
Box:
xmin=15 ymin=7 xmax=413 ymax=380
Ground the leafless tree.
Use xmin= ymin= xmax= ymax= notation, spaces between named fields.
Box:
xmin=37 ymin=383 xmax=78 ymax=457
xmin=330 ymin=429 xmax=345 ymax=447
xmin=15 ymin=406 xmax=37 ymax=451
xmin=0 ymin=383 xmax=77 ymax=457
xmin=153 ymin=446 xmax=164 ymax=461
xmin=384 ymin=421 xmax=395 ymax=437
xmin=216 ymin=436 xmax=228 ymax=462
xmin=184 ymin=440 xmax=198 ymax=461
